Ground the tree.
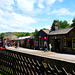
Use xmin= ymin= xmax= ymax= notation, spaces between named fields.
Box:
xmin=58 ymin=20 xmax=70 ymax=29
xmin=42 ymin=28 xmax=49 ymax=30
xmin=51 ymin=21 xmax=55 ymax=31
xmin=71 ymin=18 xmax=75 ymax=27
xmin=25 ymin=32 xmax=31 ymax=36
xmin=13 ymin=32 xmax=32 ymax=37
xmin=58 ymin=20 xmax=63 ymax=28
xmin=0 ymin=33 xmax=5 ymax=37
xmin=18 ymin=33 xmax=25 ymax=37
xmin=51 ymin=20 xmax=70 ymax=30
xmin=33 ymin=29 xmax=39 ymax=36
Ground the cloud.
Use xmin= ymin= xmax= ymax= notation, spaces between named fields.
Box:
xmin=0 ymin=0 xmax=74 ymax=33
xmin=38 ymin=0 xmax=45 ymax=9
xmin=16 ymin=0 xmax=36 ymax=12
xmin=0 ymin=24 xmax=35 ymax=33
xmin=0 ymin=9 xmax=36 ymax=32
xmin=58 ymin=0 xmax=63 ymax=2
xmin=0 ymin=0 xmax=14 ymax=11
xmin=36 ymin=16 xmax=51 ymax=21
xmin=45 ymin=0 xmax=56 ymax=6
xmin=37 ymin=0 xmax=62 ymax=8
xmin=0 ymin=0 xmax=37 ymax=33
xmin=48 ymin=8 xmax=75 ymax=16
xmin=10 ymin=12 xmax=36 ymax=27
xmin=37 ymin=25 xmax=51 ymax=31
xmin=0 ymin=9 xmax=5 ymax=16
xmin=69 ymin=19 xmax=73 ymax=24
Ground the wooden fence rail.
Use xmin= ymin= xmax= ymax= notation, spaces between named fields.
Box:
xmin=0 ymin=49 xmax=75 ymax=75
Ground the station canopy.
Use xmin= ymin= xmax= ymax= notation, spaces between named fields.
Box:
xmin=11 ymin=36 xmax=35 ymax=41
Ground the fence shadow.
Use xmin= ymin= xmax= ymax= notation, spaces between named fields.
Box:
xmin=0 ymin=49 xmax=75 ymax=75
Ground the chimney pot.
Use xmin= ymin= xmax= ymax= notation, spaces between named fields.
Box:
xmin=54 ymin=20 xmax=58 ymax=30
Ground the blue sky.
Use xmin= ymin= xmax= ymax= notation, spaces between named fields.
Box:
xmin=0 ymin=0 xmax=75 ymax=33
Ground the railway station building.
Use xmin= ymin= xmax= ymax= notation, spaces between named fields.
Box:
xmin=36 ymin=20 xmax=75 ymax=54
xmin=49 ymin=20 xmax=75 ymax=53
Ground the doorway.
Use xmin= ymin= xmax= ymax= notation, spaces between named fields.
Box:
xmin=55 ymin=39 xmax=60 ymax=52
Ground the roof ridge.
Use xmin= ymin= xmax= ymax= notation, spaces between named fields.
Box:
xmin=49 ymin=27 xmax=75 ymax=35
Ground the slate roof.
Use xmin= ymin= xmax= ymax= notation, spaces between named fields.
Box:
xmin=49 ymin=27 xmax=74 ymax=35
xmin=42 ymin=30 xmax=50 ymax=35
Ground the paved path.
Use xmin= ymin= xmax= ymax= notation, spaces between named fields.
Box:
xmin=6 ymin=46 xmax=75 ymax=64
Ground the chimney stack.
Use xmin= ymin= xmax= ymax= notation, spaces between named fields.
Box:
xmin=54 ymin=20 xmax=58 ymax=30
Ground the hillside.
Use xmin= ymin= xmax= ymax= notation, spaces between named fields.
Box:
xmin=0 ymin=32 xmax=33 ymax=37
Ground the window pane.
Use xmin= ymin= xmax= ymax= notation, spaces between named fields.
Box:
xmin=73 ymin=39 xmax=75 ymax=48
xmin=67 ymin=40 xmax=72 ymax=48
xmin=73 ymin=43 xmax=75 ymax=48
xmin=64 ymin=39 xmax=66 ymax=47
xmin=73 ymin=39 xmax=75 ymax=43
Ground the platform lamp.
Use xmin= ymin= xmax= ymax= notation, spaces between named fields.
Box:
xmin=44 ymin=37 xmax=47 ymax=40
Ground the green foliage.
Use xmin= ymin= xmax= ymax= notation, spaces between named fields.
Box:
xmin=51 ymin=20 xmax=70 ymax=30
xmin=0 ymin=32 xmax=33 ymax=37
xmin=13 ymin=32 xmax=32 ymax=37
xmin=25 ymin=32 xmax=31 ymax=36
xmin=71 ymin=18 xmax=75 ymax=27
xmin=33 ymin=29 xmax=39 ymax=36
xmin=0 ymin=33 xmax=5 ymax=37
xmin=0 ymin=70 xmax=8 ymax=75
xmin=13 ymin=32 xmax=23 ymax=37
xmin=51 ymin=21 xmax=55 ymax=31
xmin=42 ymin=28 xmax=49 ymax=30
xmin=18 ymin=33 xmax=25 ymax=37
xmin=58 ymin=20 xmax=70 ymax=29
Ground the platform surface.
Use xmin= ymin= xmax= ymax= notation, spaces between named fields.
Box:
xmin=6 ymin=46 xmax=75 ymax=64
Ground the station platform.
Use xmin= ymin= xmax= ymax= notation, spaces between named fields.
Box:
xmin=6 ymin=46 xmax=75 ymax=64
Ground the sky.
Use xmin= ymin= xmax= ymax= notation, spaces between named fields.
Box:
xmin=0 ymin=0 xmax=75 ymax=33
